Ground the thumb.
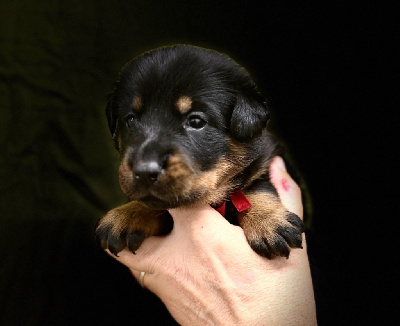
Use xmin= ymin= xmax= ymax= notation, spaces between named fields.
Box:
xmin=270 ymin=156 xmax=303 ymax=219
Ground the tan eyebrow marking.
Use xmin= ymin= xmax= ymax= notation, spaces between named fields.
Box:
xmin=132 ymin=96 xmax=143 ymax=112
xmin=176 ymin=96 xmax=192 ymax=114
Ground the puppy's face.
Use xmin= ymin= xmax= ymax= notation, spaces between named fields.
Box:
xmin=106 ymin=45 xmax=270 ymax=209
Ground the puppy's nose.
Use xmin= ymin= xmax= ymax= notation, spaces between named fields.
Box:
xmin=133 ymin=160 xmax=162 ymax=182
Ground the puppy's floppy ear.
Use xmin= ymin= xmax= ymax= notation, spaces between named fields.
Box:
xmin=230 ymin=95 xmax=270 ymax=141
xmin=105 ymin=92 xmax=117 ymax=136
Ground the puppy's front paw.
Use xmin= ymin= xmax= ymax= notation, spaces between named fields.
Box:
xmin=238 ymin=191 xmax=305 ymax=259
xmin=96 ymin=218 xmax=146 ymax=256
xmin=95 ymin=203 xmax=172 ymax=256
xmin=247 ymin=211 xmax=304 ymax=259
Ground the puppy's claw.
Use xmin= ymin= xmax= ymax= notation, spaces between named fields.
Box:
xmin=108 ymin=233 xmax=126 ymax=257
xmin=95 ymin=221 xmax=127 ymax=256
xmin=95 ymin=223 xmax=112 ymax=250
xmin=250 ymin=240 xmax=273 ymax=259
xmin=286 ymin=211 xmax=305 ymax=232
xmin=127 ymin=232 xmax=146 ymax=254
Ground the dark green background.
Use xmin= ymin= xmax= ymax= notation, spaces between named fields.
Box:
xmin=1 ymin=1 xmax=396 ymax=325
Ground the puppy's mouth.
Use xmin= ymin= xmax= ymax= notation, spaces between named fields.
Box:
xmin=138 ymin=194 xmax=195 ymax=209
xmin=125 ymin=182 xmax=202 ymax=209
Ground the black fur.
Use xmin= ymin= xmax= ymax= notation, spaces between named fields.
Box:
xmin=107 ymin=45 xmax=269 ymax=145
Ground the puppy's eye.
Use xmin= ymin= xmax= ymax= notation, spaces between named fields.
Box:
xmin=126 ymin=115 xmax=136 ymax=129
xmin=186 ymin=115 xmax=207 ymax=129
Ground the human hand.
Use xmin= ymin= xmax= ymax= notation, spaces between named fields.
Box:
xmin=107 ymin=156 xmax=317 ymax=325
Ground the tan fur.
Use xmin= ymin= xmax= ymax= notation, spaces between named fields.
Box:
xmin=132 ymin=96 xmax=143 ymax=112
xmin=176 ymin=96 xmax=192 ymax=114
xmin=165 ymin=154 xmax=193 ymax=180
xmin=160 ymin=153 xmax=194 ymax=197
xmin=188 ymin=139 xmax=251 ymax=205
xmin=118 ymin=159 xmax=135 ymax=198
xmin=237 ymin=192 xmax=291 ymax=244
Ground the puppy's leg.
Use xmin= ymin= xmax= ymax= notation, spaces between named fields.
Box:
xmin=238 ymin=181 xmax=304 ymax=259
xmin=96 ymin=202 xmax=172 ymax=256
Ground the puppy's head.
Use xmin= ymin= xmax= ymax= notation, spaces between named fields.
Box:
xmin=106 ymin=45 xmax=271 ymax=208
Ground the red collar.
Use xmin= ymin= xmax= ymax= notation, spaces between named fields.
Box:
xmin=214 ymin=190 xmax=252 ymax=216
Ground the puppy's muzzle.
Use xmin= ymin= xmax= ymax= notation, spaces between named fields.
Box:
xmin=119 ymin=142 xmax=194 ymax=206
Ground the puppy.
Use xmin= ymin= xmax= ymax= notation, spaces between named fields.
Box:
xmin=96 ymin=45 xmax=304 ymax=259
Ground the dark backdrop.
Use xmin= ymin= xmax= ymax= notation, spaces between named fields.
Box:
xmin=0 ymin=1 xmax=397 ymax=325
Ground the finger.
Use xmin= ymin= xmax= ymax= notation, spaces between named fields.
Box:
xmin=126 ymin=268 xmax=154 ymax=291
xmin=105 ymin=234 xmax=164 ymax=273
xmin=270 ymin=156 xmax=303 ymax=219
xmin=131 ymin=269 xmax=152 ymax=290
xmin=106 ymin=248 xmax=157 ymax=290
xmin=168 ymin=204 xmax=230 ymax=231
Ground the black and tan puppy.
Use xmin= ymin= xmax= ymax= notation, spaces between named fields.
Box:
xmin=96 ymin=45 xmax=304 ymax=259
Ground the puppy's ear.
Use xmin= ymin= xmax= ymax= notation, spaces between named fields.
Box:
xmin=105 ymin=92 xmax=117 ymax=136
xmin=230 ymin=95 xmax=270 ymax=141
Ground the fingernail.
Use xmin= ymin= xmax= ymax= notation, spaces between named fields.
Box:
xmin=274 ymin=156 xmax=287 ymax=171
